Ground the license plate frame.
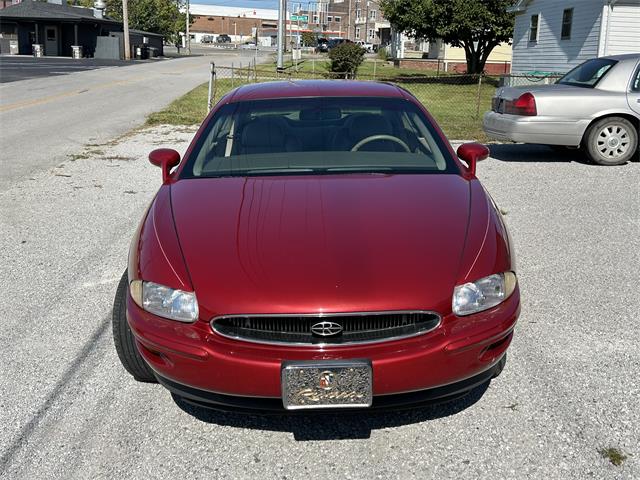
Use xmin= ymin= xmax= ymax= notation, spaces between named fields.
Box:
xmin=281 ymin=359 xmax=373 ymax=410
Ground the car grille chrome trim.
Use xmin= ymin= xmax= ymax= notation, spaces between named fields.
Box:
xmin=210 ymin=311 xmax=441 ymax=347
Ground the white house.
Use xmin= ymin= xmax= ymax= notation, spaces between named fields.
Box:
xmin=509 ymin=0 xmax=640 ymax=74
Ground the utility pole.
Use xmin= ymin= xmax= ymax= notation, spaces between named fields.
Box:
xmin=186 ymin=0 xmax=191 ymax=55
xmin=122 ymin=0 xmax=130 ymax=60
xmin=277 ymin=0 xmax=285 ymax=71
xmin=348 ymin=0 xmax=352 ymax=41
xmin=364 ymin=0 xmax=369 ymax=45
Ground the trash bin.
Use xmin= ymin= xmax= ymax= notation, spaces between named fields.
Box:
xmin=71 ymin=45 xmax=83 ymax=59
xmin=148 ymin=47 xmax=158 ymax=58
xmin=32 ymin=44 xmax=43 ymax=57
xmin=134 ymin=45 xmax=149 ymax=59
xmin=9 ymin=40 xmax=18 ymax=55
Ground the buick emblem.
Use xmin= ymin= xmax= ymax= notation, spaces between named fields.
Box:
xmin=310 ymin=321 xmax=343 ymax=337
xmin=318 ymin=370 xmax=335 ymax=390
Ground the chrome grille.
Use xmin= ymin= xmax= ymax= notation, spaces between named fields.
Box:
xmin=211 ymin=311 xmax=441 ymax=346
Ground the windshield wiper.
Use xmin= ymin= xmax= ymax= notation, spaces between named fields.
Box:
xmin=244 ymin=168 xmax=316 ymax=175
xmin=325 ymin=166 xmax=394 ymax=172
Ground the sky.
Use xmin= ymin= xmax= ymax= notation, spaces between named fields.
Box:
xmin=194 ymin=0 xmax=280 ymax=8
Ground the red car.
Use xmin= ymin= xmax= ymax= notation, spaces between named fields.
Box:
xmin=113 ymin=81 xmax=520 ymax=412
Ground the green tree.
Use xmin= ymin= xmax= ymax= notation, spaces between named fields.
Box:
xmin=301 ymin=31 xmax=316 ymax=47
xmin=105 ymin=0 xmax=186 ymax=43
xmin=380 ymin=0 xmax=514 ymax=74
xmin=328 ymin=42 xmax=365 ymax=78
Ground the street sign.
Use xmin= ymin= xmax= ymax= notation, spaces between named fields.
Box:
xmin=291 ymin=14 xmax=309 ymax=22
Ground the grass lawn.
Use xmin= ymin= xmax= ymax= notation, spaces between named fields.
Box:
xmin=147 ymin=61 xmax=498 ymax=141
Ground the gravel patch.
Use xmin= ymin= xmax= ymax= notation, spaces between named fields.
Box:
xmin=0 ymin=131 xmax=638 ymax=479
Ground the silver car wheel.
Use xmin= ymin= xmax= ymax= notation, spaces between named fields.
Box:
xmin=596 ymin=124 xmax=630 ymax=159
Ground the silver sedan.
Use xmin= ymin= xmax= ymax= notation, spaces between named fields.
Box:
xmin=483 ymin=54 xmax=640 ymax=165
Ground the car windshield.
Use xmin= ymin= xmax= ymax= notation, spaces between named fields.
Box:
xmin=557 ymin=58 xmax=617 ymax=88
xmin=182 ymin=96 xmax=456 ymax=178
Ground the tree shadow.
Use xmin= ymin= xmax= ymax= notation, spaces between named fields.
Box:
xmin=172 ymin=381 xmax=491 ymax=441
xmin=488 ymin=143 xmax=591 ymax=164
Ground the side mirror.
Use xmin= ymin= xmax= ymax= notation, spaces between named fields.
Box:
xmin=149 ymin=148 xmax=181 ymax=182
xmin=457 ymin=143 xmax=490 ymax=176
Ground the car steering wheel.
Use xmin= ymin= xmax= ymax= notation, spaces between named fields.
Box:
xmin=351 ymin=135 xmax=411 ymax=152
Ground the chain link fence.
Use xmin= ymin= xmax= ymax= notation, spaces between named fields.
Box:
xmin=208 ymin=64 xmax=560 ymax=140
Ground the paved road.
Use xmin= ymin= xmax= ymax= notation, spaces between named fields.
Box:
xmin=0 ymin=50 xmax=266 ymax=192
xmin=0 ymin=125 xmax=638 ymax=478
xmin=0 ymin=56 xmax=141 ymax=83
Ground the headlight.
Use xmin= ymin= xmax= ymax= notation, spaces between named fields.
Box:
xmin=452 ymin=272 xmax=517 ymax=316
xmin=130 ymin=280 xmax=199 ymax=323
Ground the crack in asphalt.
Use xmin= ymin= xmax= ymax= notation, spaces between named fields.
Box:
xmin=0 ymin=312 xmax=112 ymax=474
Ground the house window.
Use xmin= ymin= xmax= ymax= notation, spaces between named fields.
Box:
xmin=334 ymin=16 xmax=341 ymax=23
xmin=529 ymin=14 xmax=539 ymax=42
xmin=355 ymin=27 xmax=361 ymax=39
xmin=368 ymin=28 xmax=374 ymax=39
xmin=561 ymin=8 xmax=573 ymax=40
xmin=327 ymin=15 xmax=333 ymax=22
xmin=312 ymin=15 xmax=318 ymax=23
xmin=356 ymin=8 xmax=361 ymax=19
xmin=370 ymin=10 xmax=377 ymax=20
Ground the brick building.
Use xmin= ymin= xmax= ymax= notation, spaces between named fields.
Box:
xmin=188 ymin=4 xmax=278 ymax=45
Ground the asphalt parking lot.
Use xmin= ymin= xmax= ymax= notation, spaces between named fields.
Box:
xmin=0 ymin=121 xmax=638 ymax=479
xmin=0 ymin=56 xmax=161 ymax=83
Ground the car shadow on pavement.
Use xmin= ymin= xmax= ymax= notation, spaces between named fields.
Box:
xmin=171 ymin=381 xmax=490 ymax=441
xmin=488 ymin=143 xmax=590 ymax=164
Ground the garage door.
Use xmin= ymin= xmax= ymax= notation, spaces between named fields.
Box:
xmin=606 ymin=3 xmax=640 ymax=55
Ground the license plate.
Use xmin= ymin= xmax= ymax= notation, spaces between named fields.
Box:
xmin=281 ymin=360 xmax=373 ymax=410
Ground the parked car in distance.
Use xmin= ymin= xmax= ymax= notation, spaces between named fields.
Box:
xmin=316 ymin=38 xmax=329 ymax=52
xmin=483 ymin=54 xmax=640 ymax=165
xmin=113 ymin=80 xmax=520 ymax=412
xmin=216 ymin=34 xmax=231 ymax=44
xmin=327 ymin=38 xmax=352 ymax=50
xmin=355 ymin=40 xmax=374 ymax=53
xmin=201 ymin=35 xmax=214 ymax=44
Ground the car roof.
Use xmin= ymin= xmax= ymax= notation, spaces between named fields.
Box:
xmin=227 ymin=80 xmax=405 ymax=103
xmin=602 ymin=53 xmax=640 ymax=62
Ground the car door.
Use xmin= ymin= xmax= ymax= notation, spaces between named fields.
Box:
xmin=628 ymin=61 xmax=640 ymax=116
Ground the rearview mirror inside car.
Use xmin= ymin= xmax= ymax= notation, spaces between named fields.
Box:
xmin=457 ymin=143 xmax=490 ymax=176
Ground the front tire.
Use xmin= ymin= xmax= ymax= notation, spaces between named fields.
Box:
xmin=584 ymin=117 xmax=638 ymax=165
xmin=112 ymin=270 xmax=156 ymax=382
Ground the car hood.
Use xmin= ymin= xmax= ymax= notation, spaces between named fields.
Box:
xmin=170 ymin=174 xmax=471 ymax=317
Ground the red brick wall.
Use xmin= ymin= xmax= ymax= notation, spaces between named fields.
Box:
xmin=394 ymin=58 xmax=511 ymax=75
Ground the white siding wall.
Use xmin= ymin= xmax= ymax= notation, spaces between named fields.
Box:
xmin=602 ymin=1 xmax=640 ymax=56
xmin=511 ymin=0 xmax=604 ymax=74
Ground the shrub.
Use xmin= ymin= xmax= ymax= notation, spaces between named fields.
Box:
xmin=329 ymin=42 xmax=365 ymax=78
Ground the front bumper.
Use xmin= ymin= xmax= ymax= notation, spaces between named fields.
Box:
xmin=483 ymin=111 xmax=584 ymax=146
xmin=127 ymin=289 xmax=520 ymax=407
xmin=156 ymin=362 xmax=502 ymax=413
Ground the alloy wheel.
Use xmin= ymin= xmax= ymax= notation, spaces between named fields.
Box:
xmin=596 ymin=124 xmax=630 ymax=159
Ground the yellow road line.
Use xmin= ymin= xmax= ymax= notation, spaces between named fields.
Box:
xmin=0 ymin=60 xmax=207 ymax=113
